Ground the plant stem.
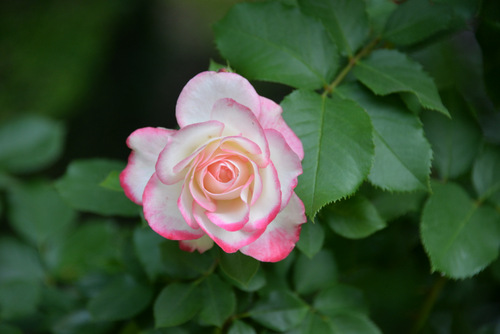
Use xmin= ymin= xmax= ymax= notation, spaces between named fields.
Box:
xmin=410 ymin=275 xmax=447 ymax=334
xmin=323 ymin=37 xmax=380 ymax=96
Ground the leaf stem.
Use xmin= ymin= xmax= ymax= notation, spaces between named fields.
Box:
xmin=323 ymin=37 xmax=380 ymax=96
xmin=410 ymin=275 xmax=447 ymax=334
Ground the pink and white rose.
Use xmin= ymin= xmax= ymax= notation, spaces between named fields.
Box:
xmin=120 ymin=71 xmax=306 ymax=262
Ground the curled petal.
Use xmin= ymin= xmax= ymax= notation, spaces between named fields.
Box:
xmin=176 ymin=71 xmax=261 ymax=127
xmin=258 ymin=96 xmax=304 ymax=160
xmin=156 ymin=121 xmax=224 ymax=185
xmin=120 ymin=127 xmax=174 ymax=205
xmin=205 ymin=199 xmax=250 ymax=232
xmin=240 ymin=193 xmax=306 ymax=262
xmin=265 ymin=129 xmax=302 ymax=209
xmin=179 ymin=235 xmax=214 ymax=254
xmin=143 ymin=174 xmax=204 ymax=240
xmin=194 ymin=205 xmax=264 ymax=253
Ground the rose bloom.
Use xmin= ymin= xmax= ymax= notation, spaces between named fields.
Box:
xmin=120 ymin=71 xmax=306 ymax=262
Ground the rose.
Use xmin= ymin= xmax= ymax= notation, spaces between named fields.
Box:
xmin=120 ymin=71 xmax=306 ymax=262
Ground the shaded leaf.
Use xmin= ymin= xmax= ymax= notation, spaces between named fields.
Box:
xmin=99 ymin=170 xmax=123 ymax=192
xmin=314 ymin=284 xmax=368 ymax=317
xmin=321 ymin=195 xmax=386 ymax=239
xmin=8 ymin=180 xmax=75 ymax=246
xmin=249 ymin=290 xmax=309 ymax=331
xmin=0 ymin=237 xmax=44 ymax=282
xmin=0 ymin=115 xmax=64 ymax=173
xmin=472 ymin=146 xmax=500 ymax=207
xmin=133 ymin=227 xmax=167 ymax=281
xmin=338 ymin=83 xmax=432 ymax=191
xmin=154 ymin=283 xmax=202 ymax=328
xmin=228 ymin=320 xmax=256 ymax=334
xmin=88 ymin=275 xmax=152 ymax=321
xmin=0 ymin=280 xmax=41 ymax=319
xmin=219 ymin=251 xmax=259 ymax=287
xmin=330 ymin=313 xmax=382 ymax=334
xmin=282 ymin=90 xmax=373 ymax=218
xmin=354 ymin=49 xmax=449 ymax=117
xmin=421 ymin=182 xmax=500 ymax=278
xmin=55 ymin=159 xmax=139 ymax=216
xmin=383 ymin=0 xmax=452 ymax=46
xmin=160 ymin=241 xmax=214 ymax=280
xmin=214 ymin=1 xmax=338 ymax=89
xmin=367 ymin=187 xmax=425 ymax=221
xmin=288 ymin=312 xmax=333 ymax=334
xmin=296 ymin=219 xmax=325 ymax=258
xmin=421 ymin=90 xmax=482 ymax=180
xmin=298 ymin=0 xmax=369 ymax=56
xmin=199 ymin=275 xmax=236 ymax=327
xmin=293 ymin=250 xmax=337 ymax=295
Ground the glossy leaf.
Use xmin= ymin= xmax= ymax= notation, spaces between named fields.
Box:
xmin=383 ymin=0 xmax=452 ymax=46
xmin=329 ymin=313 xmax=382 ymax=334
xmin=298 ymin=0 xmax=369 ymax=56
xmin=288 ymin=312 xmax=333 ymax=334
xmin=293 ymin=250 xmax=338 ymax=295
xmin=0 ymin=115 xmax=64 ymax=173
xmin=421 ymin=182 xmax=500 ymax=278
xmin=214 ymin=1 xmax=338 ymax=89
xmin=421 ymin=91 xmax=482 ymax=180
xmin=282 ymin=90 xmax=373 ymax=218
xmin=296 ymin=219 xmax=325 ymax=258
xmin=133 ymin=227 xmax=167 ymax=281
xmin=88 ymin=275 xmax=152 ymax=321
xmin=249 ymin=290 xmax=309 ymax=331
xmin=228 ymin=320 xmax=256 ymax=334
xmin=55 ymin=159 xmax=139 ymax=216
xmin=199 ymin=275 xmax=236 ymax=327
xmin=354 ymin=49 xmax=449 ymax=117
xmin=219 ymin=251 xmax=259 ymax=287
xmin=472 ymin=145 xmax=500 ymax=206
xmin=8 ymin=181 xmax=75 ymax=246
xmin=338 ymin=83 xmax=432 ymax=191
xmin=365 ymin=0 xmax=397 ymax=34
xmin=154 ymin=283 xmax=202 ymax=328
xmin=314 ymin=285 xmax=368 ymax=317
xmin=321 ymin=195 xmax=386 ymax=239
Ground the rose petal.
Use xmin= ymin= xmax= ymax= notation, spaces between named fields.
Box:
xmin=240 ymin=193 xmax=306 ymax=262
xmin=205 ymin=198 xmax=250 ymax=232
xmin=194 ymin=205 xmax=264 ymax=253
xmin=176 ymin=71 xmax=261 ymax=127
xmin=211 ymin=98 xmax=270 ymax=165
xmin=179 ymin=235 xmax=214 ymax=253
xmin=265 ymin=129 xmax=303 ymax=209
xmin=258 ymin=96 xmax=304 ymax=160
xmin=244 ymin=161 xmax=282 ymax=231
xmin=156 ymin=120 xmax=224 ymax=185
xmin=143 ymin=173 xmax=204 ymax=240
xmin=120 ymin=127 xmax=174 ymax=205
xmin=177 ymin=183 xmax=199 ymax=229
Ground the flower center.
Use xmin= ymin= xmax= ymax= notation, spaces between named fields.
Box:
xmin=208 ymin=161 xmax=236 ymax=183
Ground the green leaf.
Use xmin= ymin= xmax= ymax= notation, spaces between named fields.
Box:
xmin=296 ymin=219 xmax=325 ymax=258
xmin=88 ymin=275 xmax=152 ymax=321
xmin=0 ymin=237 xmax=44 ymax=283
xmin=228 ymin=320 xmax=256 ymax=334
xmin=0 ymin=115 xmax=64 ymax=173
xmin=329 ymin=313 xmax=382 ymax=334
xmin=282 ymin=90 xmax=374 ymax=218
xmin=55 ymin=219 xmax=121 ymax=280
xmin=160 ymin=241 xmax=214 ymax=280
xmin=298 ymin=0 xmax=369 ymax=57
xmin=221 ymin=265 xmax=267 ymax=292
xmin=421 ymin=182 xmax=500 ymax=278
xmin=367 ymin=187 xmax=425 ymax=221
xmin=293 ymin=250 xmax=338 ymax=295
xmin=472 ymin=145 xmax=500 ymax=206
xmin=99 ymin=170 xmax=123 ymax=192
xmin=288 ymin=312 xmax=333 ymax=334
xmin=154 ymin=283 xmax=202 ymax=328
xmin=51 ymin=310 xmax=113 ymax=334
xmin=321 ymin=195 xmax=386 ymax=239
xmin=353 ymin=49 xmax=449 ymax=117
xmin=8 ymin=181 xmax=75 ymax=246
xmin=0 ymin=280 xmax=41 ymax=319
xmin=421 ymin=91 xmax=482 ymax=180
xmin=0 ymin=324 xmax=22 ymax=334
xmin=219 ymin=251 xmax=260 ymax=287
xmin=314 ymin=285 xmax=368 ymax=317
xmin=55 ymin=159 xmax=139 ymax=216
xmin=199 ymin=274 xmax=236 ymax=327
xmin=365 ymin=0 xmax=397 ymax=35
xmin=383 ymin=0 xmax=452 ymax=46
xmin=337 ymin=83 xmax=432 ymax=191
xmin=214 ymin=1 xmax=338 ymax=89
xmin=249 ymin=290 xmax=309 ymax=331
xmin=133 ymin=227 xmax=167 ymax=281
